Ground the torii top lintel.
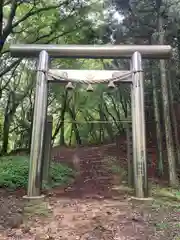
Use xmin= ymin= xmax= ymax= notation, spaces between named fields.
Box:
xmin=10 ymin=44 xmax=172 ymax=59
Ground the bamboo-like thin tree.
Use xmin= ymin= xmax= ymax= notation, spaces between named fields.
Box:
xmin=158 ymin=14 xmax=178 ymax=186
xmin=150 ymin=60 xmax=164 ymax=176
xmin=168 ymin=65 xmax=180 ymax=166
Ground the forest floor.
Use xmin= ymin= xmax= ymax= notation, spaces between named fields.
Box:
xmin=0 ymin=151 xmax=180 ymax=239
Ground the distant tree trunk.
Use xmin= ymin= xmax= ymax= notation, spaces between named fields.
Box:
xmin=1 ymin=93 xmax=16 ymax=154
xmin=72 ymin=123 xmax=81 ymax=145
xmin=168 ymin=66 xmax=180 ymax=166
xmin=2 ymin=114 xmax=11 ymax=154
xmin=68 ymin=108 xmax=82 ymax=145
xmin=59 ymin=91 xmax=68 ymax=145
xmin=177 ymin=29 xmax=180 ymax=65
xmin=84 ymin=116 xmax=98 ymax=143
xmin=60 ymin=123 xmax=65 ymax=145
xmin=102 ymin=112 xmax=114 ymax=141
xmin=103 ymin=100 xmax=121 ymax=133
xmin=27 ymin=106 xmax=34 ymax=153
xmin=99 ymin=101 xmax=105 ymax=143
xmin=51 ymin=91 xmax=69 ymax=143
xmin=158 ymin=16 xmax=178 ymax=185
xmin=69 ymin=125 xmax=73 ymax=146
xmin=150 ymin=61 xmax=164 ymax=176
xmin=99 ymin=108 xmax=103 ymax=143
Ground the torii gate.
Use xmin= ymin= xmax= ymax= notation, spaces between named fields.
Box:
xmin=10 ymin=44 xmax=172 ymax=199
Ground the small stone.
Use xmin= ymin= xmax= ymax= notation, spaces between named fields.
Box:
xmin=8 ymin=214 xmax=23 ymax=228
xmin=22 ymin=225 xmax=31 ymax=233
xmin=35 ymin=233 xmax=51 ymax=240
xmin=17 ymin=208 xmax=23 ymax=213
xmin=14 ymin=229 xmax=22 ymax=237
xmin=7 ymin=230 xmax=16 ymax=237
xmin=106 ymin=211 xmax=112 ymax=215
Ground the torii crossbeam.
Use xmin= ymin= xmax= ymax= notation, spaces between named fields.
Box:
xmin=10 ymin=44 xmax=171 ymax=58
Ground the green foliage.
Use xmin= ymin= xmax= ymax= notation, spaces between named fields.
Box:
xmin=0 ymin=0 xmax=107 ymax=153
xmin=0 ymin=156 xmax=75 ymax=190
xmin=49 ymin=161 xmax=75 ymax=187
xmin=0 ymin=156 xmax=28 ymax=189
xmin=111 ymin=163 xmax=123 ymax=174
xmin=104 ymin=156 xmax=127 ymax=178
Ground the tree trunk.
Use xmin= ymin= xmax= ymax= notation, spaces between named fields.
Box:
xmin=150 ymin=61 xmax=164 ymax=176
xmin=84 ymin=116 xmax=98 ymax=143
xmin=52 ymin=91 xmax=69 ymax=142
xmin=102 ymin=112 xmax=114 ymax=141
xmin=69 ymin=126 xmax=73 ymax=146
xmin=99 ymin=104 xmax=104 ymax=143
xmin=103 ymin=100 xmax=121 ymax=132
xmin=176 ymin=29 xmax=180 ymax=66
xmin=72 ymin=122 xmax=81 ymax=145
xmin=158 ymin=16 xmax=178 ymax=186
xmin=168 ymin=66 xmax=180 ymax=166
xmin=68 ymin=108 xmax=82 ymax=145
xmin=1 ymin=94 xmax=15 ymax=154
xmin=59 ymin=91 xmax=68 ymax=145
xmin=2 ymin=114 xmax=11 ymax=154
xmin=60 ymin=124 xmax=65 ymax=145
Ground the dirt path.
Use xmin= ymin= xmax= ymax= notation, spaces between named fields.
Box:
xmin=1 ymin=190 xmax=180 ymax=240
xmin=0 ymin=194 xmax=152 ymax=239
xmin=0 ymin=151 xmax=180 ymax=239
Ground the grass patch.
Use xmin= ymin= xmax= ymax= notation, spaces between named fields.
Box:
xmin=23 ymin=201 xmax=51 ymax=218
xmin=152 ymin=185 xmax=180 ymax=202
xmin=0 ymin=155 xmax=75 ymax=190
xmin=104 ymin=156 xmax=127 ymax=177
xmin=151 ymin=184 xmax=180 ymax=212
xmin=155 ymin=222 xmax=170 ymax=230
xmin=111 ymin=164 xmax=126 ymax=179
xmin=112 ymin=185 xmax=133 ymax=193
xmin=111 ymin=163 xmax=124 ymax=174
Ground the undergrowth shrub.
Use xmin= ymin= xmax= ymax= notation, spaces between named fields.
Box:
xmin=0 ymin=156 xmax=75 ymax=190
xmin=104 ymin=156 xmax=127 ymax=177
